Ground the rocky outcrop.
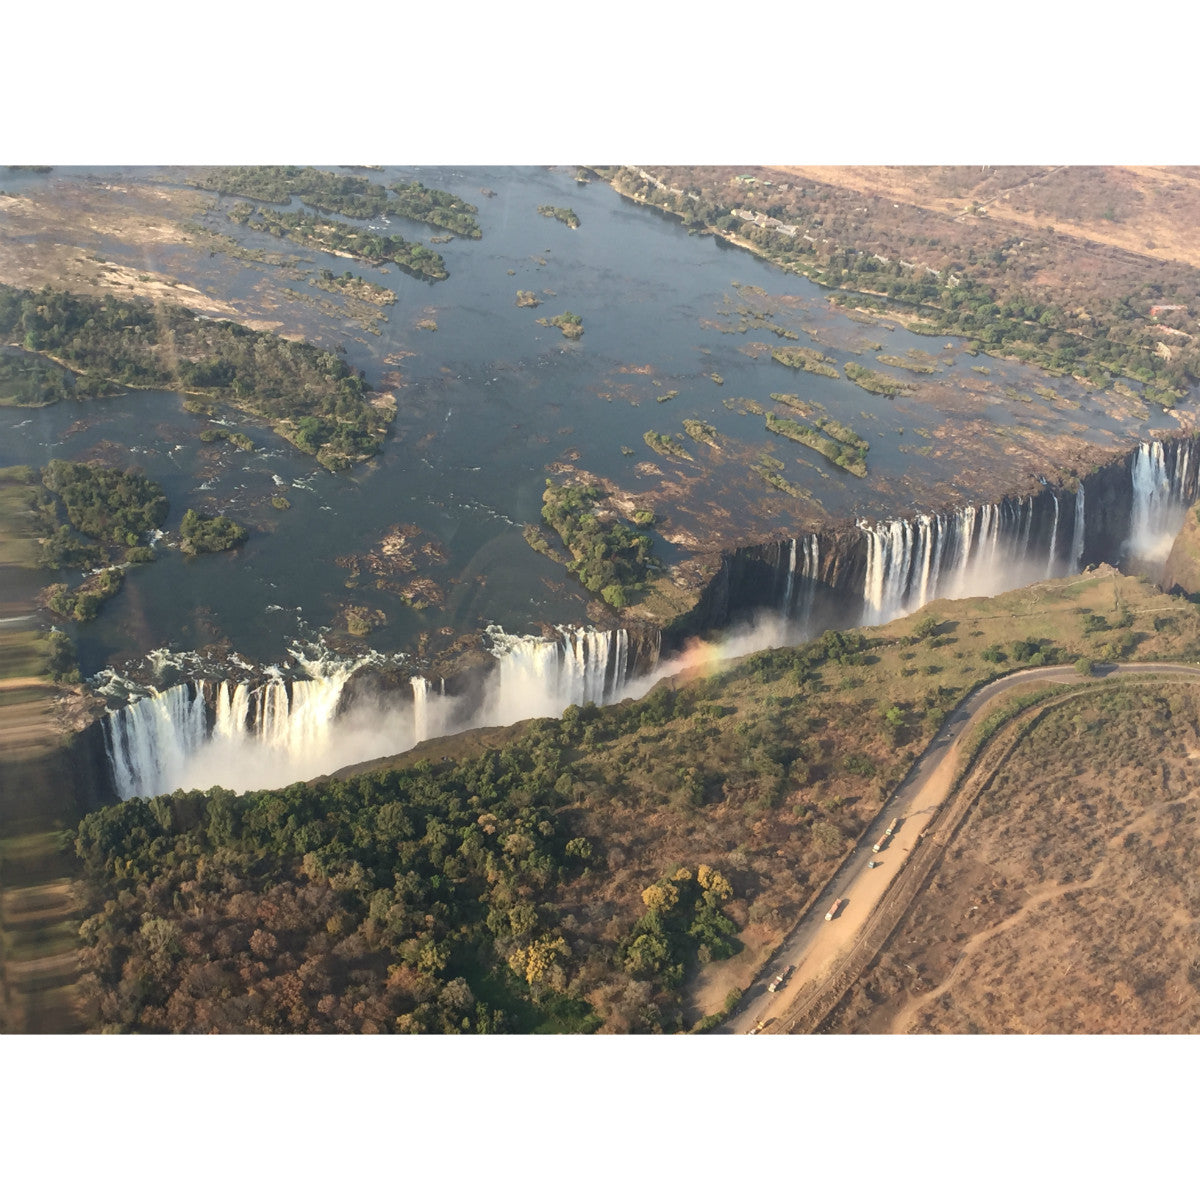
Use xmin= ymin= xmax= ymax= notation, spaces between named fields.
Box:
xmin=1162 ymin=503 xmax=1200 ymax=600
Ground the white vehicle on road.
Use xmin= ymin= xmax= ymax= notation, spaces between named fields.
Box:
xmin=767 ymin=964 xmax=794 ymax=993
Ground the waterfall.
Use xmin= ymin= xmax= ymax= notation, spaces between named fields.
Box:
xmin=1046 ymin=493 xmax=1059 ymax=574
xmin=104 ymin=681 xmax=209 ymax=802
xmin=953 ymin=505 xmax=977 ymax=595
xmin=1175 ymin=440 xmax=1192 ymax=502
xmin=411 ymin=675 xmax=430 ymax=744
xmin=1128 ymin=440 xmax=1192 ymax=562
xmin=101 ymin=437 xmax=1200 ymax=804
xmin=105 ymin=666 xmax=365 ymax=800
xmin=1071 ymin=482 xmax=1085 ymax=572
xmin=855 ymin=496 xmax=1065 ymax=626
xmin=1018 ymin=495 xmax=1034 ymax=562
xmin=777 ymin=438 xmax=1195 ymax=633
xmin=925 ymin=513 xmax=946 ymax=602
xmin=864 ymin=518 xmax=918 ymax=625
xmin=780 ymin=534 xmax=820 ymax=630
xmin=914 ymin=515 xmax=936 ymax=611
xmin=798 ymin=534 xmax=819 ymax=629
xmin=484 ymin=625 xmax=634 ymax=722
xmin=782 ymin=538 xmax=796 ymax=615
xmin=104 ymin=625 xmax=647 ymax=799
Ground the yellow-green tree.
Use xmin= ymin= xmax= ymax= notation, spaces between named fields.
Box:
xmin=641 ymin=881 xmax=680 ymax=913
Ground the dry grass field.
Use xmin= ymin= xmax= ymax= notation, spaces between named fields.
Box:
xmin=355 ymin=567 xmax=1200 ymax=1026
xmin=778 ymin=165 xmax=1200 ymax=273
xmin=823 ymin=678 xmax=1200 ymax=1034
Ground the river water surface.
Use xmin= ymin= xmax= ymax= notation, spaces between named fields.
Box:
xmin=0 ymin=165 xmax=1187 ymax=678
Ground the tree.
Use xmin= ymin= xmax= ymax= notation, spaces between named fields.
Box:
xmin=508 ymin=935 xmax=569 ymax=986
xmin=641 ymin=882 xmax=680 ymax=913
xmin=180 ymin=509 xmax=248 ymax=556
xmin=912 ymin=614 xmax=941 ymax=639
xmin=697 ymin=864 xmax=732 ymax=900
xmin=601 ymin=583 xmax=628 ymax=608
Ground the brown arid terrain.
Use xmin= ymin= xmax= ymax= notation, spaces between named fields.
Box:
xmin=617 ymin=165 xmax=1200 ymax=407
xmin=0 ymin=468 xmax=105 ymax=1032
xmin=0 ymin=648 xmax=86 ymax=1033
xmin=0 ymin=175 xmax=388 ymax=343
xmin=820 ymin=678 xmax=1200 ymax=1034
xmin=776 ymin=166 xmax=1200 ymax=274
xmin=667 ymin=163 xmax=1200 ymax=297
xmin=0 ymin=183 xmax=246 ymax=322
xmin=346 ymin=566 xmax=1200 ymax=1030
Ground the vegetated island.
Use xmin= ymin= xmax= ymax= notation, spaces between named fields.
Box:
xmin=199 ymin=426 xmax=254 ymax=451
xmin=341 ymin=603 xmax=388 ymax=637
xmin=64 ymin=567 xmax=1200 ymax=1034
xmin=682 ymin=419 xmax=721 ymax=450
xmin=536 ymin=311 xmax=584 ymax=339
xmin=34 ymin=459 xmax=167 ymax=621
xmin=876 ymin=352 xmax=939 ymax=374
xmin=765 ymin=412 xmax=869 ymax=476
xmin=309 ymin=268 xmax=396 ymax=307
xmin=179 ymin=508 xmax=248 ymax=557
xmin=0 ymin=283 xmax=394 ymax=471
xmin=770 ymin=345 xmax=840 ymax=378
xmin=750 ymin=452 xmax=808 ymax=498
xmin=194 ymin=166 xmax=482 ymax=239
xmin=642 ymin=430 xmax=694 ymax=462
xmin=723 ymin=395 xmax=766 ymax=416
xmin=229 ymin=204 xmax=448 ymax=282
xmin=526 ymin=480 xmax=660 ymax=608
xmin=537 ymin=205 xmax=580 ymax=229
xmin=843 ymin=361 xmax=917 ymax=396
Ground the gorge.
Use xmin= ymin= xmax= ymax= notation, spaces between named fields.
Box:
xmin=9 ymin=163 xmax=1200 ymax=1041
xmin=98 ymin=435 xmax=1200 ymax=802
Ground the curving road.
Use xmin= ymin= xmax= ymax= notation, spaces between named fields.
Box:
xmin=723 ymin=661 xmax=1200 ymax=1034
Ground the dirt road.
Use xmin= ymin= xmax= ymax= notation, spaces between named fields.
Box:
xmin=723 ymin=661 xmax=1200 ymax=1034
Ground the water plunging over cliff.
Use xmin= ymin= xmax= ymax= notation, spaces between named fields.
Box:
xmin=484 ymin=625 xmax=633 ymax=721
xmin=1128 ymin=439 xmax=1195 ymax=561
xmin=101 ymin=437 xmax=1200 ymax=802
xmin=102 ymin=626 xmax=647 ymax=800
xmin=716 ymin=436 xmax=1200 ymax=635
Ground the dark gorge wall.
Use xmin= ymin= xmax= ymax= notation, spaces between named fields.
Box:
xmin=93 ymin=436 xmax=1200 ymax=802
xmin=668 ymin=436 xmax=1200 ymax=644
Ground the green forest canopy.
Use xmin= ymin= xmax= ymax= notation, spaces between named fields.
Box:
xmin=0 ymin=283 xmax=391 ymax=470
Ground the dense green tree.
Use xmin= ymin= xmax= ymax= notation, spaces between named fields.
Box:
xmin=0 ymin=283 xmax=389 ymax=469
xmin=179 ymin=508 xmax=248 ymax=556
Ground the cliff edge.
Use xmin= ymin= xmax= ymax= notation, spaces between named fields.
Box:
xmin=1162 ymin=503 xmax=1200 ymax=600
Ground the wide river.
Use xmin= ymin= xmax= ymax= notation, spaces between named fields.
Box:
xmin=0 ymin=165 xmax=1185 ymax=678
